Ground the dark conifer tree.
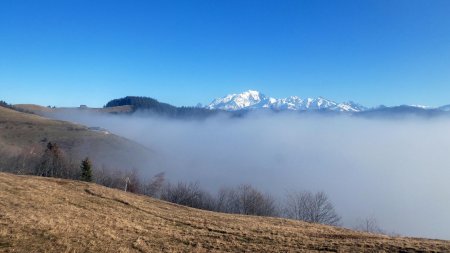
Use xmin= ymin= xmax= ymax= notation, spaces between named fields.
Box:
xmin=80 ymin=157 xmax=93 ymax=182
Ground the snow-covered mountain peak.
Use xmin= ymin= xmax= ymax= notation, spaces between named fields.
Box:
xmin=206 ymin=90 xmax=271 ymax=111
xmin=410 ymin=104 xmax=432 ymax=109
xmin=206 ymin=91 xmax=366 ymax=112
xmin=245 ymin=89 xmax=262 ymax=97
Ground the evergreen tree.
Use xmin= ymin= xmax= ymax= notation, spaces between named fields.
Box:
xmin=80 ymin=157 xmax=93 ymax=182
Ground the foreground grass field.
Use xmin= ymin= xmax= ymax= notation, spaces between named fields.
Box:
xmin=0 ymin=173 xmax=448 ymax=252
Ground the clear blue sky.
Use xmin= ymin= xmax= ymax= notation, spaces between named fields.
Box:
xmin=1 ymin=0 xmax=449 ymax=107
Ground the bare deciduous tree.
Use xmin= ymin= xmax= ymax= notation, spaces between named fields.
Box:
xmin=216 ymin=184 xmax=278 ymax=217
xmin=0 ymin=146 xmax=41 ymax=175
xmin=34 ymin=142 xmax=75 ymax=179
xmin=143 ymin=172 xmax=165 ymax=197
xmin=94 ymin=166 xmax=124 ymax=189
xmin=160 ymin=181 xmax=215 ymax=210
xmin=284 ymin=191 xmax=341 ymax=226
xmin=124 ymin=168 xmax=141 ymax=193
xmin=354 ymin=217 xmax=384 ymax=234
xmin=94 ymin=167 xmax=142 ymax=193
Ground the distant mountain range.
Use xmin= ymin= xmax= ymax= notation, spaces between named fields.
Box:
xmin=206 ymin=90 xmax=367 ymax=112
xmin=8 ymin=92 xmax=450 ymax=120
xmin=97 ymin=92 xmax=450 ymax=119
xmin=206 ymin=90 xmax=450 ymax=115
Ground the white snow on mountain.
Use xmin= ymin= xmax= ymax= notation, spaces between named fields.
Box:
xmin=206 ymin=90 xmax=270 ymax=111
xmin=410 ymin=104 xmax=432 ymax=109
xmin=206 ymin=90 xmax=367 ymax=112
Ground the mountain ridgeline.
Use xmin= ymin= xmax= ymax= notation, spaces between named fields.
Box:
xmin=104 ymin=96 xmax=220 ymax=118
xmin=102 ymin=93 xmax=450 ymax=119
xmin=206 ymin=90 xmax=367 ymax=112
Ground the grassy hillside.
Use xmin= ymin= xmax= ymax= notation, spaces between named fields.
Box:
xmin=0 ymin=173 xmax=448 ymax=252
xmin=14 ymin=104 xmax=134 ymax=114
xmin=0 ymin=106 xmax=153 ymax=171
xmin=16 ymin=99 xmax=219 ymax=119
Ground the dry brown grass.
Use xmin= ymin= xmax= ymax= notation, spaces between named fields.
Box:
xmin=14 ymin=104 xmax=134 ymax=114
xmin=0 ymin=106 xmax=152 ymax=169
xmin=0 ymin=173 xmax=448 ymax=253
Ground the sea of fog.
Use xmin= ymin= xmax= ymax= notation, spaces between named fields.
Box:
xmin=47 ymin=111 xmax=450 ymax=239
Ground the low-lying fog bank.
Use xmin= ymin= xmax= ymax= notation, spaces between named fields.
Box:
xmin=46 ymin=110 xmax=450 ymax=239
